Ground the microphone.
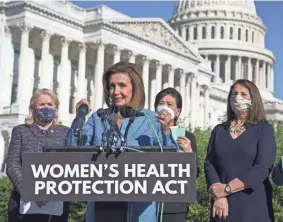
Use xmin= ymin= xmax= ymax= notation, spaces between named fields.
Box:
xmin=108 ymin=113 xmax=118 ymax=147
xmin=97 ymin=108 xmax=106 ymax=119
xmin=97 ymin=108 xmax=108 ymax=148
xmin=119 ymin=105 xmax=145 ymax=118
xmin=74 ymin=104 xmax=89 ymax=145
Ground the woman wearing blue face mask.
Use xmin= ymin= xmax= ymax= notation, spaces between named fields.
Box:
xmin=205 ymin=79 xmax=276 ymax=222
xmin=154 ymin=87 xmax=199 ymax=222
xmin=6 ymin=88 xmax=70 ymax=222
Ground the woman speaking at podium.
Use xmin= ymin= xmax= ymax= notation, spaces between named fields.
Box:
xmin=69 ymin=61 xmax=176 ymax=222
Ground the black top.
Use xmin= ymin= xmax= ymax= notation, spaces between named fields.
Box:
xmin=162 ymin=131 xmax=198 ymax=214
xmin=6 ymin=124 xmax=69 ymax=195
xmin=205 ymin=121 xmax=275 ymax=222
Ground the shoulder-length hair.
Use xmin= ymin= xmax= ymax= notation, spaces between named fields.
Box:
xmin=223 ymin=79 xmax=266 ymax=125
xmin=103 ymin=61 xmax=145 ymax=110
xmin=25 ymin=88 xmax=60 ymax=125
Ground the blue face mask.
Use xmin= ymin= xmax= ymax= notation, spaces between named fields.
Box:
xmin=33 ymin=107 xmax=56 ymax=123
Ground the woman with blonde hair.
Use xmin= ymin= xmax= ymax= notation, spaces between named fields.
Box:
xmin=6 ymin=88 xmax=70 ymax=222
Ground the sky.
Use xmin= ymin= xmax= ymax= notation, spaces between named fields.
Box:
xmin=73 ymin=1 xmax=283 ymax=100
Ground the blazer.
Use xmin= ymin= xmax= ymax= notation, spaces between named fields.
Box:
xmin=67 ymin=106 xmax=176 ymax=222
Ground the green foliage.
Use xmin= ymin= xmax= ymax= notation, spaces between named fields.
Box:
xmin=1 ymin=122 xmax=283 ymax=221
xmin=0 ymin=176 xmax=13 ymax=222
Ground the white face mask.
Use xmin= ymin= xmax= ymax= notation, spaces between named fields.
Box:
xmin=156 ymin=105 xmax=175 ymax=120
xmin=230 ymin=94 xmax=252 ymax=115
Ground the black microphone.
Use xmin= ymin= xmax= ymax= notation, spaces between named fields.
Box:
xmin=119 ymin=105 xmax=145 ymax=118
xmin=97 ymin=108 xmax=108 ymax=148
xmin=105 ymin=113 xmax=119 ymax=156
xmin=97 ymin=108 xmax=106 ymax=120
xmin=74 ymin=104 xmax=89 ymax=145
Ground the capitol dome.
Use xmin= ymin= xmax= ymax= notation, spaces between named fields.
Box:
xmin=169 ymin=0 xmax=275 ymax=99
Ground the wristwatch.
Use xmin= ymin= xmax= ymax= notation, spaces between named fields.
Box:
xmin=224 ymin=184 xmax=233 ymax=195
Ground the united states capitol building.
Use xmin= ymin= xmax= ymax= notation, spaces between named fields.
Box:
xmin=0 ymin=0 xmax=282 ymax=172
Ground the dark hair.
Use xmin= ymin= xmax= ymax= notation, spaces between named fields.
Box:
xmin=223 ymin=79 xmax=266 ymax=125
xmin=154 ymin=87 xmax=182 ymax=109
xmin=103 ymin=61 xmax=145 ymax=110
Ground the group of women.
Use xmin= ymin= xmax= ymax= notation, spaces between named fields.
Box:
xmin=5 ymin=61 xmax=282 ymax=222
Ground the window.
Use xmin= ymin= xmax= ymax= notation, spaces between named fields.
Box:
xmin=186 ymin=28 xmax=189 ymax=41
xmin=178 ymin=28 xmax=182 ymax=36
xmin=245 ymin=30 xmax=248 ymax=42
xmin=211 ymin=61 xmax=215 ymax=72
xmin=238 ymin=28 xmax=241 ymax=40
xmin=193 ymin=27 xmax=197 ymax=40
xmin=202 ymin=26 xmax=206 ymax=39
xmin=220 ymin=26 xmax=224 ymax=39
xmin=229 ymin=27 xmax=233 ymax=39
xmin=252 ymin=31 xmax=254 ymax=43
xmin=211 ymin=26 xmax=215 ymax=39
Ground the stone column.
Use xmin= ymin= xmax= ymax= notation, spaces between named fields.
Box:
xmin=155 ymin=61 xmax=162 ymax=94
xmin=0 ymin=26 xmax=14 ymax=109
xmin=247 ymin=57 xmax=252 ymax=81
xmin=207 ymin=24 xmax=211 ymax=40
xmin=94 ymin=41 xmax=105 ymax=111
xmin=16 ymin=22 xmax=33 ymax=115
xmin=203 ymin=85 xmax=210 ymax=127
xmin=225 ymin=55 xmax=231 ymax=83
xmin=214 ymin=55 xmax=220 ymax=83
xmin=216 ymin=23 xmax=221 ymax=39
xmin=113 ymin=46 xmax=121 ymax=64
xmin=179 ymin=70 xmax=186 ymax=102
xmin=142 ymin=56 xmax=149 ymax=109
xmin=39 ymin=30 xmax=52 ymax=89
xmin=128 ymin=51 xmax=135 ymax=63
xmin=168 ymin=65 xmax=174 ymax=87
xmin=58 ymin=37 xmax=71 ymax=122
xmin=190 ymin=74 xmax=197 ymax=129
xmin=197 ymin=25 xmax=202 ymax=40
xmin=234 ymin=57 xmax=238 ymax=81
xmin=271 ymin=65 xmax=274 ymax=92
xmin=255 ymin=59 xmax=260 ymax=87
xmin=237 ymin=56 xmax=242 ymax=79
xmin=268 ymin=63 xmax=272 ymax=90
xmin=150 ymin=79 xmax=156 ymax=111
xmin=189 ymin=26 xmax=194 ymax=41
xmin=76 ymin=43 xmax=86 ymax=102
xmin=262 ymin=61 xmax=266 ymax=88
xmin=185 ymin=74 xmax=191 ymax=117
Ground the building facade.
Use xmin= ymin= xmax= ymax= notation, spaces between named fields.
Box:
xmin=0 ymin=0 xmax=282 ymax=172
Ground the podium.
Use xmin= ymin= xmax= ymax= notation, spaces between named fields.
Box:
xmin=22 ymin=146 xmax=197 ymax=222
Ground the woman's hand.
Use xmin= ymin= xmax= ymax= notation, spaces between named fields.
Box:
xmin=156 ymin=109 xmax=171 ymax=134
xmin=176 ymin=136 xmax=192 ymax=152
xmin=210 ymin=183 xmax=227 ymax=199
xmin=76 ymin=98 xmax=91 ymax=114
xmin=213 ymin=197 xmax=229 ymax=219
